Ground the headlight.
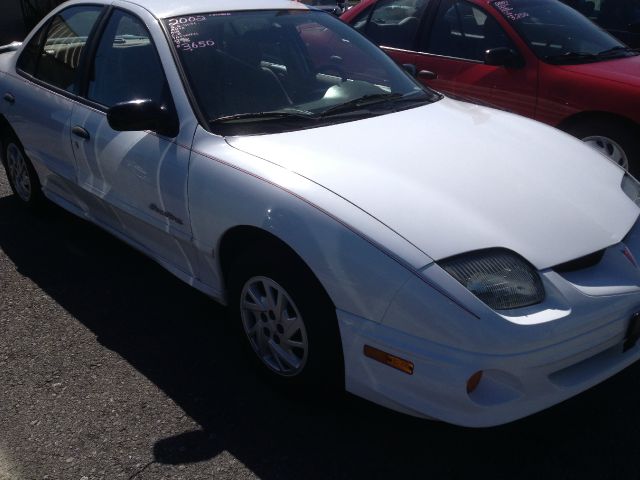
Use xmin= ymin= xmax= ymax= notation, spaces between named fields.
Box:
xmin=621 ymin=173 xmax=640 ymax=206
xmin=439 ymin=249 xmax=544 ymax=310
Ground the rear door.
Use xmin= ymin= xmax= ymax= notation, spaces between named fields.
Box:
xmin=348 ymin=0 xmax=439 ymax=83
xmin=357 ymin=0 xmax=432 ymax=51
xmin=3 ymin=5 xmax=103 ymax=196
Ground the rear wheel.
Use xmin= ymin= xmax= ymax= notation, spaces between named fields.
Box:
xmin=1 ymin=133 xmax=44 ymax=208
xmin=229 ymin=247 xmax=344 ymax=391
xmin=564 ymin=118 xmax=639 ymax=175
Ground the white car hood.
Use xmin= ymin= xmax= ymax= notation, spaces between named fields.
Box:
xmin=227 ymin=98 xmax=639 ymax=269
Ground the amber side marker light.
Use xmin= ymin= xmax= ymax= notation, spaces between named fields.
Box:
xmin=466 ymin=371 xmax=484 ymax=394
xmin=363 ymin=345 xmax=414 ymax=375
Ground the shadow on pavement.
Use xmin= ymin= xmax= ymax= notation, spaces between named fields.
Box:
xmin=1 ymin=193 xmax=640 ymax=479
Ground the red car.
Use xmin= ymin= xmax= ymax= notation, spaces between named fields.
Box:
xmin=342 ymin=0 xmax=640 ymax=173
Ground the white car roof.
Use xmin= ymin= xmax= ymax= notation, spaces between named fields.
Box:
xmin=116 ymin=0 xmax=310 ymax=19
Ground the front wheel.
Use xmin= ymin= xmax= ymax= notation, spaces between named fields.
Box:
xmin=1 ymin=133 xmax=44 ymax=208
xmin=239 ymin=275 xmax=309 ymax=377
xmin=229 ymin=248 xmax=344 ymax=391
xmin=564 ymin=119 xmax=639 ymax=175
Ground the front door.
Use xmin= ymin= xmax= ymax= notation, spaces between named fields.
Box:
xmin=69 ymin=7 xmax=195 ymax=274
xmin=353 ymin=0 xmax=538 ymax=117
xmin=412 ymin=0 xmax=538 ymax=117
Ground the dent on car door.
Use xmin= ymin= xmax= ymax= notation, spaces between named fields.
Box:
xmin=6 ymin=5 xmax=103 ymax=195
xmin=69 ymin=8 xmax=196 ymax=275
xmin=415 ymin=0 xmax=537 ymax=117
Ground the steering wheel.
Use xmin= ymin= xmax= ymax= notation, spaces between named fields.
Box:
xmin=314 ymin=64 xmax=348 ymax=82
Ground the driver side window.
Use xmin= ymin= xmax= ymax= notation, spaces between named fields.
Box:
xmin=87 ymin=9 xmax=170 ymax=108
xmin=424 ymin=0 xmax=515 ymax=61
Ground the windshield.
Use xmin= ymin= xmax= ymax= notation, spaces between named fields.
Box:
xmin=164 ymin=10 xmax=438 ymax=135
xmin=490 ymin=0 xmax=637 ymax=64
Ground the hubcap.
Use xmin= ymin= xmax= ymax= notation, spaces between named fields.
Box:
xmin=5 ymin=143 xmax=31 ymax=201
xmin=239 ymin=276 xmax=308 ymax=376
xmin=582 ymin=135 xmax=629 ymax=171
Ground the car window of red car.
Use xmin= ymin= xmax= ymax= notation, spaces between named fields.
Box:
xmin=298 ymin=20 xmax=390 ymax=84
xmin=351 ymin=5 xmax=374 ymax=32
xmin=362 ymin=0 xmax=430 ymax=49
xmin=491 ymin=0 xmax=632 ymax=63
xmin=425 ymin=0 xmax=515 ymax=61
xmin=87 ymin=9 xmax=170 ymax=108
xmin=17 ymin=5 xmax=103 ymax=92
xmin=561 ymin=0 xmax=640 ymax=31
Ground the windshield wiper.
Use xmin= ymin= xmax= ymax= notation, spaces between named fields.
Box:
xmin=319 ymin=93 xmax=405 ymax=117
xmin=210 ymin=110 xmax=316 ymax=125
xmin=210 ymin=92 xmax=434 ymax=127
xmin=597 ymin=45 xmax=638 ymax=57
xmin=544 ymin=51 xmax=599 ymax=64
xmin=319 ymin=91 xmax=433 ymax=117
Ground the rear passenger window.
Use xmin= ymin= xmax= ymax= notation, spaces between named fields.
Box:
xmin=425 ymin=0 xmax=514 ymax=61
xmin=88 ymin=9 xmax=169 ymax=108
xmin=364 ymin=0 xmax=429 ymax=49
xmin=351 ymin=6 xmax=373 ymax=32
xmin=16 ymin=24 xmax=47 ymax=76
xmin=21 ymin=6 xmax=103 ymax=91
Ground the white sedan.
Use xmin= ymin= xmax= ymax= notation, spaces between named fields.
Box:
xmin=2 ymin=0 xmax=640 ymax=427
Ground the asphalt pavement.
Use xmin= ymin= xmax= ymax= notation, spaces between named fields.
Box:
xmin=2 ymin=172 xmax=640 ymax=480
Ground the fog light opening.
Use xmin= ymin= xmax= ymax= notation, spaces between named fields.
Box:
xmin=466 ymin=371 xmax=484 ymax=394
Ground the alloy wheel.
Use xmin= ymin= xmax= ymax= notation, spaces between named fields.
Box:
xmin=239 ymin=276 xmax=309 ymax=376
xmin=582 ymin=135 xmax=629 ymax=171
xmin=6 ymin=142 xmax=31 ymax=201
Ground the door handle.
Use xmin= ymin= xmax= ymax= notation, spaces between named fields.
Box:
xmin=418 ymin=70 xmax=438 ymax=80
xmin=3 ymin=93 xmax=15 ymax=104
xmin=71 ymin=125 xmax=90 ymax=140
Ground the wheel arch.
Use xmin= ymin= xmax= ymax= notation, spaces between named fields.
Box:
xmin=557 ymin=110 xmax=640 ymax=133
xmin=217 ymin=225 xmax=336 ymax=309
xmin=0 ymin=114 xmax=15 ymax=163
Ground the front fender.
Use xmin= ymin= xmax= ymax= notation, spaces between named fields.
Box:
xmin=188 ymin=126 xmax=428 ymax=323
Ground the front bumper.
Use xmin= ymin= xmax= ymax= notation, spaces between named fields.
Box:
xmin=338 ymin=303 xmax=640 ymax=427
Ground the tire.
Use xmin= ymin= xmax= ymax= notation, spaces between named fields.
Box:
xmin=1 ymin=132 xmax=44 ymax=208
xmin=228 ymin=246 xmax=344 ymax=393
xmin=563 ymin=118 xmax=640 ymax=176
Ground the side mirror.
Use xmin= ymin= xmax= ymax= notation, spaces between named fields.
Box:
xmin=484 ymin=47 xmax=523 ymax=68
xmin=107 ymin=99 xmax=179 ymax=138
xmin=402 ymin=63 xmax=417 ymax=77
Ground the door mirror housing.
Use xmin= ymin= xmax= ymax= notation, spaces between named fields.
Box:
xmin=484 ymin=47 xmax=523 ymax=68
xmin=107 ymin=99 xmax=179 ymax=138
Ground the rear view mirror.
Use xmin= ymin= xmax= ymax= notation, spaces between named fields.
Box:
xmin=107 ymin=99 xmax=179 ymax=138
xmin=484 ymin=47 xmax=524 ymax=68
